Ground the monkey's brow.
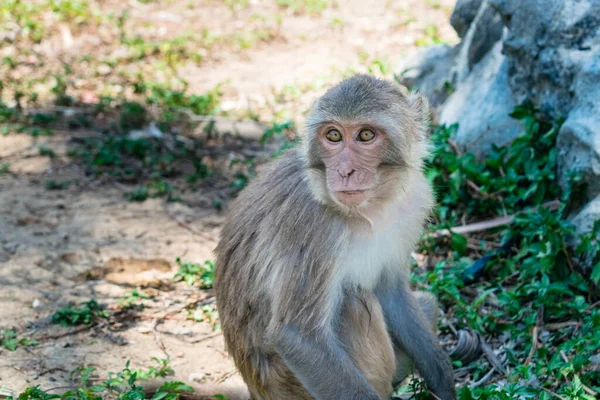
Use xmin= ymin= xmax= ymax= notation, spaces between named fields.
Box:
xmin=306 ymin=120 xmax=336 ymax=129
xmin=308 ymin=120 xmax=386 ymax=130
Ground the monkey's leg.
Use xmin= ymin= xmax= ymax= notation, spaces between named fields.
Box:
xmin=274 ymin=325 xmax=384 ymax=400
xmin=338 ymin=292 xmax=397 ymax=398
xmin=376 ymin=283 xmax=456 ymax=400
xmin=392 ymin=291 xmax=438 ymax=385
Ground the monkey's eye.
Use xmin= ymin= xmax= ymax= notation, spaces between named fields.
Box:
xmin=325 ymin=129 xmax=342 ymax=142
xmin=358 ymin=129 xmax=375 ymax=142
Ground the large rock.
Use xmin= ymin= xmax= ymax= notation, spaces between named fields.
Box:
xmin=571 ymin=194 xmax=600 ymax=236
xmin=557 ymin=109 xmax=600 ymax=204
xmin=489 ymin=0 xmax=600 ymax=203
xmin=398 ymin=0 xmax=506 ymax=155
xmin=459 ymin=0 xmax=504 ymax=69
xmin=397 ymin=45 xmax=458 ymax=109
xmin=398 ymin=0 xmax=600 ymax=268
xmin=450 ymin=0 xmax=484 ymax=38
xmin=489 ymin=0 xmax=600 ymax=118
xmin=439 ymin=41 xmax=522 ymax=156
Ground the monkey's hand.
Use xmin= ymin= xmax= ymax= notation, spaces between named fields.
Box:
xmin=377 ymin=284 xmax=456 ymax=400
xmin=274 ymin=325 xmax=384 ymax=400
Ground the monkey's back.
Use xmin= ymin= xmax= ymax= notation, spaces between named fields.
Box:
xmin=214 ymin=148 xmax=345 ymax=398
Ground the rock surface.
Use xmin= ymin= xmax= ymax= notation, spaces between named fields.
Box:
xmin=439 ymin=41 xmax=522 ymax=155
xmin=399 ymin=0 xmax=600 ymax=264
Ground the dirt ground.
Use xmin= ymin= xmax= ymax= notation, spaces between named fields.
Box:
xmin=0 ymin=0 xmax=457 ymax=393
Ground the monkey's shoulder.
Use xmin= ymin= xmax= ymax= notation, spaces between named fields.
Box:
xmin=223 ymin=149 xmax=331 ymax=233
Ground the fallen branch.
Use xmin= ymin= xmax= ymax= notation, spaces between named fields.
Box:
xmin=524 ymin=308 xmax=543 ymax=366
xmin=176 ymin=108 xmax=267 ymax=140
xmin=544 ymin=321 xmax=582 ymax=331
xmin=188 ymin=331 xmax=222 ymax=344
xmin=120 ymin=312 xmax=187 ymax=321
xmin=538 ymin=386 xmax=568 ymax=400
xmin=524 ymin=326 xmax=538 ymax=367
xmin=34 ymin=321 xmax=105 ymax=341
xmin=213 ymin=369 xmax=238 ymax=384
xmin=431 ymin=200 xmax=561 ymax=237
xmin=151 ymin=318 xmax=169 ymax=359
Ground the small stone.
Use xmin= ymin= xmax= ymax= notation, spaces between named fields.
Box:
xmin=176 ymin=352 xmax=185 ymax=358
xmin=138 ymin=326 xmax=152 ymax=334
xmin=189 ymin=372 xmax=206 ymax=383
xmin=97 ymin=64 xmax=112 ymax=75
xmin=32 ymin=299 xmax=41 ymax=309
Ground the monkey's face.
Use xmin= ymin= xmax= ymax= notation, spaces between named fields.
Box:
xmin=303 ymin=75 xmax=429 ymax=215
xmin=315 ymin=121 xmax=387 ymax=207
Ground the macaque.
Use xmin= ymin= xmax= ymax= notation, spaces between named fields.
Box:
xmin=214 ymin=74 xmax=456 ymax=400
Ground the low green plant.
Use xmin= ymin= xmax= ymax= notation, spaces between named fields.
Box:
xmin=52 ymin=299 xmax=109 ymax=326
xmin=276 ymin=0 xmax=331 ymax=15
xmin=45 ymin=179 xmax=73 ymax=190
xmin=119 ymin=288 xmax=149 ymax=309
xmin=260 ymin=120 xmax=294 ymax=145
xmin=124 ymin=186 xmax=149 ymax=202
xmin=426 ymin=102 xmax=561 ymax=227
xmin=403 ymin=102 xmax=600 ymax=398
xmin=130 ymin=357 xmax=174 ymax=380
xmin=173 ymin=258 xmax=215 ymax=288
xmin=9 ymin=361 xmax=199 ymax=400
xmin=186 ymin=302 xmax=220 ymax=331
xmin=39 ymin=146 xmax=56 ymax=158
xmin=415 ymin=25 xmax=444 ymax=47
xmin=119 ymin=101 xmax=148 ymax=132
xmin=70 ymin=364 xmax=98 ymax=386
xmin=1 ymin=329 xmax=38 ymax=351
xmin=124 ymin=180 xmax=177 ymax=202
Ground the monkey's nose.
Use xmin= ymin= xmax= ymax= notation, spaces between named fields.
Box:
xmin=338 ymin=169 xmax=356 ymax=179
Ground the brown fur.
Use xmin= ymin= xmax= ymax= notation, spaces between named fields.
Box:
xmin=337 ymin=290 xmax=396 ymax=398
xmin=213 ymin=74 xmax=453 ymax=400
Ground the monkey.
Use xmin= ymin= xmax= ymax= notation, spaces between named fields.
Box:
xmin=213 ymin=74 xmax=456 ymax=400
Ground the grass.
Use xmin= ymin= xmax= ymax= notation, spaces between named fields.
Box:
xmin=119 ymin=288 xmax=150 ymax=309
xmin=415 ymin=25 xmax=445 ymax=47
xmin=1 ymin=329 xmax=38 ymax=352
xmin=4 ymin=100 xmax=594 ymax=399
xmin=399 ymin=103 xmax=600 ymax=398
xmin=51 ymin=300 xmax=109 ymax=326
xmin=276 ymin=0 xmax=333 ymax=15
xmin=173 ymin=258 xmax=215 ymax=288
xmin=5 ymin=360 xmax=204 ymax=400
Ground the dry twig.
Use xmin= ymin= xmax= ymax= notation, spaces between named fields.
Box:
xmin=431 ymin=200 xmax=561 ymax=237
xmin=524 ymin=308 xmax=543 ymax=366
xmin=151 ymin=318 xmax=169 ymax=359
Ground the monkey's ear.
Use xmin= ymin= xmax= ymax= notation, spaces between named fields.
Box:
xmin=407 ymin=92 xmax=431 ymax=139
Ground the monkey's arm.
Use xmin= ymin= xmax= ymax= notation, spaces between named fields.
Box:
xmin=274 ymin=325 xmax=383 ymax=400
xmin=376 ymin=283 xmax=456 ymax=400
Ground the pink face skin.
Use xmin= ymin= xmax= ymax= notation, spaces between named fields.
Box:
xmin=317 ymin=122 xmax=386 ymax=207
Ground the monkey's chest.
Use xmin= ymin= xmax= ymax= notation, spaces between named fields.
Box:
xmin=339 ymin=221 xmax=410 ymax=290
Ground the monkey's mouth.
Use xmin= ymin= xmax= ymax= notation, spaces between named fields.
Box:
xmin=334 ymin=190 xmax=369 ymax=205
xmin=337 ymin=190 xmax=367 ymax=195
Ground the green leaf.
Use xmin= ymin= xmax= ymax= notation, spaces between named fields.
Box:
xmin=151 ymin=392 xmax=168 ymax=400
xmin=2 ymin=338 xmax=18 ymax=351
xmin=451 ymin=232 xmax=467 ymax=256
xmin=591 ymin=262 xmax=600 ymax=284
